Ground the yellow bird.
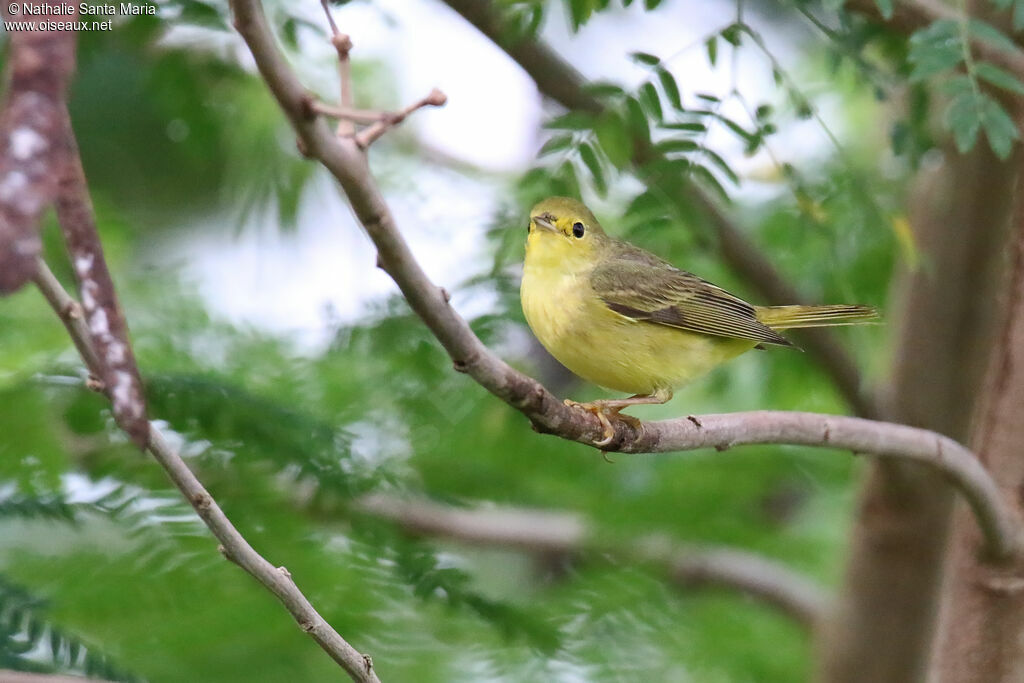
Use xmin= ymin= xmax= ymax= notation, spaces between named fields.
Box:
xmin=520 ymin=197 xmax=877 ymax=444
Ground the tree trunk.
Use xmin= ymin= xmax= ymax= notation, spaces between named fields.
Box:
xmin=931 ymin=158 xmax=1024 ymax=682
xmin=816 ymin=146 xmax=1016 ymax=683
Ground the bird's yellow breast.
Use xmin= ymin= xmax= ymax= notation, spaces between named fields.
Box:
xmin=521 ymin=235 xmax=754 ymax=395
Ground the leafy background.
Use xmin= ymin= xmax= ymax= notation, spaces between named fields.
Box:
xmin=0 ymin=0 xmax=1004 ymax=679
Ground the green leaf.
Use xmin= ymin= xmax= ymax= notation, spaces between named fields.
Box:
xmin=625 ymin=95 xmax=652 ymax=144
xmin=705 ymin=36 xmax=718 ymax=66
xmin=662 ymin=121 xmax=707 ymax=132
xmin=568 ymin=0 xmax=593 ymax=31
xmin=939 ymin=73 xmax=975 ymax=96
xmin=1014 ymin=0 xmax=1024 ymax=32
xmin=639 ymin=82 xmax=663 ymax=121
xmin=583 ymin=81 xmax=627 ymax=99
xmin=629 ymin=51 xmax=661 ymax=66
xmin=721 ymin=22 xmax=742 ymax=46
xmin=907 ymin=20 xmax=963 ymax=81
xmin=696 ymin=92 xmax=720 ymax=103
xmin=945 ymin=90 xmax=983 ymax=153
xmin=979 ymin=94 xmax=1019 ymax=159
xmin=703 ymin=147 xmax=741 ymax=185
xmin=579 ymin=142 xmax=608 ymax=196
xmin=179 ymin=0 xmax=227 ymax=29
xmin=595 ymin=110 xmax=634 ymax=167
xmin=539 ymin=135 xmax=575 ymax=156
xmin=692 ymin=163 xmax=729 ymax=200
xmin=655 ymin=139 xmax=700 ymax=153
xmin=656 ymin=67 xmax=683 ymax=110
xmin=719 ymin=115 xmax=757 ymax=143
xmin=644 ymin=0 xmax=663 ymax=9
xmin=755 ymin=104 xmax=773 ymax=121
xmin=968 ymin=18 xmax=1019 ymax=54
xmin=875 ymin=0 xmax=894 ymax=19
xmin=544 ymin=111 xmax=595 ymax=131
xmin=975 ymin=61 xmax=1024 ymax=94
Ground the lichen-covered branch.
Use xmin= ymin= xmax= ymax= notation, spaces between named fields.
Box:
xmin=0 ymin=8 xmax=77 ymax=293
xmin=54 ymin=112 xmax=149 ymax=447
xmin=228 ymin=0 xmax=1022 ymax=562
xmin=356 ymin=494 xmax=829 ymax=627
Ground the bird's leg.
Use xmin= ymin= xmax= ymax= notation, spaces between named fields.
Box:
xmin=565 ymin=388 xmax=673 ymax=447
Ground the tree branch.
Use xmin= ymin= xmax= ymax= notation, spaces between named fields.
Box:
xmin=356 ymin=494 xmax=829 ymax=627
xmin=56 ymin=110 xmax=149 ymax=447
xmin=0 ymin=9 xmax=77 ymax=294
xmin=438 ymin=0 xmax=880 ymax=419
xmin=31 ymin=264 xmax=379 ymax=681
xmin=228 ymin=0 xmax=1020 ymax=562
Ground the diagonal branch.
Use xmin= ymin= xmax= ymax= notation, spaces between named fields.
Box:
xmin=356 ymin=494 xmax=829 ymax=627
xmin=55 ymin=110 xmax=149 ymax=447
xmin=228 ymin=0 xmax=1022 ymax=562
xmin=438 ymin=0 xmax=880 ymax=419
xmin=31 ymin=259 xmax=380 ymax=683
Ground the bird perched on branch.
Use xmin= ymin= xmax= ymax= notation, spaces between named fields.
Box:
xmin=520 ymin=196 xmax=877 ymax=445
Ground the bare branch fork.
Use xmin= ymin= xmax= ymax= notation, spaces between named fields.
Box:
xmin=229 ymin=0 xmax=1024 ymax=562
xmin=311 ymin=0 xmax=446 ymax=148
xmin=356 ymin=494 xmax=830 ymax=627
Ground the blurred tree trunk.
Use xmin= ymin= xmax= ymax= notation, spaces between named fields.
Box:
xmin=816 ymin=145 xmax=1016 ymax=683
xmin=930 ymin=157 xmax=1024 ymax=682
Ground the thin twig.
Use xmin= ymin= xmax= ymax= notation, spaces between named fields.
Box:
xmin=356 ymin=494 xmax=829 ymax=627
xmin=320 ymin=0 xmax=355 ymax=136
xmin=355 ymin=89 xmax=447 ymax=149
xmin=310 ymin=101 xmax=387 ymax=124
xmin=31 ymin=258 xmax=380 ymax=683
xmin=228 ymin=0 xmax=1021 ymax=562
xmin=31 ymin=259 xmax=103 ymax=382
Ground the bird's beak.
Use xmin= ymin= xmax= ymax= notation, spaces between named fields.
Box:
xmin=531 ymin=216 xmax=558 ymax=234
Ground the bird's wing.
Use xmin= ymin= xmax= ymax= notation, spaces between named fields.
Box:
xmin=590 ymin=247 xmax=793 ymax=347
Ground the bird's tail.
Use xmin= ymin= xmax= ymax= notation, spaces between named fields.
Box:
xmin=756 ymin=304 xmax=879 ymax=330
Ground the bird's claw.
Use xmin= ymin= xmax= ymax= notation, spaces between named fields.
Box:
xmin=564 ymin=399 xmax=620 ymax=447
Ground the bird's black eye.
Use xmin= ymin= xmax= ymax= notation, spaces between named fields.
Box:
xmin=572 ymin=222 xmax=585 ymax=238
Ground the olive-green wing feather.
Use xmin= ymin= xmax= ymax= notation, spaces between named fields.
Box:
xmin=590 ymin=246 xmax=793 ymax=347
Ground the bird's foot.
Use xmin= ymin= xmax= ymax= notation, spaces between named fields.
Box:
xmin=564 ymin=399 xmax=642 ymax=447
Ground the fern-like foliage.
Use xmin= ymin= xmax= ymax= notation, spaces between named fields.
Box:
xmin=0 ymin=573 xmax=139 ymax=680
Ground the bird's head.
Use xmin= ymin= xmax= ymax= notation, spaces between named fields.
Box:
xmin=526 ymin=197 xmax=609 ymax=271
